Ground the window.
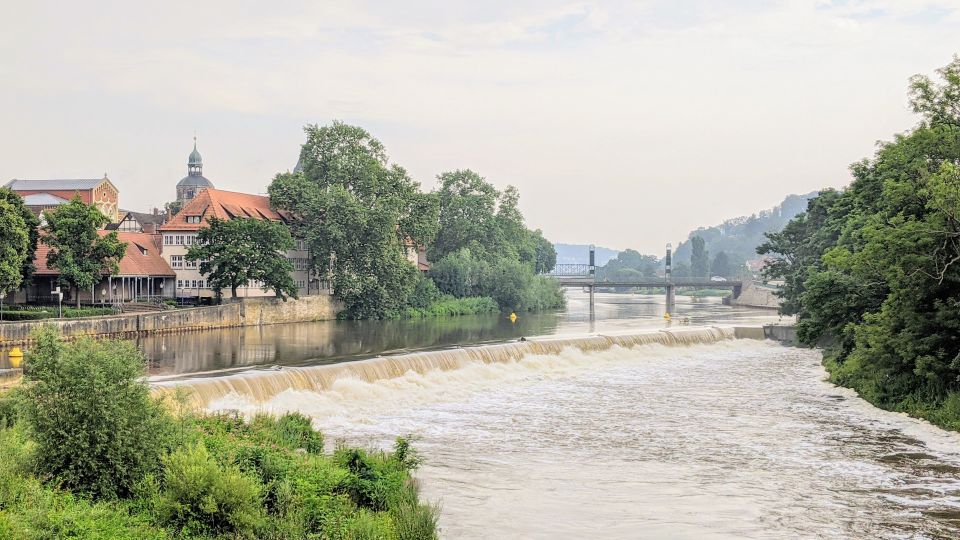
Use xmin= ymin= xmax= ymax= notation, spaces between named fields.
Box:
xmin=198 ymin=280 xmax=205 ymax=288
xmin=185 ymin=259 xmax=197 ymax=269
xmin=164 ymin=235 xmax=173 ymax=245
xmin=170 ymin=255 xmax=183 ymax=269
xmin=186 ymin=215 xmax=202 ymax=224
xmin=185 ymin=235 xmax=193 ymax=245
xmin=191 ymin=280 xmax=197 ymax=288
xmin=175 ymin=235 xmax=184 ymax=245
xmin=177 ymin=280 xmax=183 ymax=288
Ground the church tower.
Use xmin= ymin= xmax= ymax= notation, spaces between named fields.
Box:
xmin=176 ymin=137 xmax=215 ymax=204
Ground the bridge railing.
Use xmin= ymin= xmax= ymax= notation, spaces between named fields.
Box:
xmin=548 ymin=263 xmax=595 ymax=277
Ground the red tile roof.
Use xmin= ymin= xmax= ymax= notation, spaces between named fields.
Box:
xmin=160 ymin=188 xmax=284 ymax=231
xmin=34 ymin=231 xmax=175 ymax=277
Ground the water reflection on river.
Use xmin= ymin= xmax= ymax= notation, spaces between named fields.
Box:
xmin=142 ymin=292 xmax=782 ymax=378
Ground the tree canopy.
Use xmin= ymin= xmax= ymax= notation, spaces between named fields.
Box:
xmin=269 ymin=122 xmax=439 ymax=318
xmin=269 ymin=122 xmax=562 ymax=317
xmin=0 ymin=198 xmax=30 ymax=299
xmin=186 ymin=217 xmax=298 ymax=300
xmin=690 ymin=236 xmax=709 ymax=278
xmin=42 ymin=196 xmax=126 ymax=307
xmin=0 ymin=188 xmax=40 ymax=284
xmin=758 ymin=56 xmax=960 ymax=428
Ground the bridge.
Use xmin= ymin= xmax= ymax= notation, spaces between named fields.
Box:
xmin=545 ymin=260 xmax=744 ymax=316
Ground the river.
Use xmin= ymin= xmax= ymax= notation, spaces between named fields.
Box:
xmin=43 ymin=292 xmax=960 ymax=537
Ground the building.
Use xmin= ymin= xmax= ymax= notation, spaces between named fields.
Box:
xmin=14 ymin=231 xmax=176 ymax=305
xmin=109 ymin=210 xmax=167 ymax=233
xmin=159 ymin=187 xmax=314 ymax=301
xmin=4 ymin=176 xmax=120 ymax=222
xmin=176 ymin=138 xmax=215 ymax=205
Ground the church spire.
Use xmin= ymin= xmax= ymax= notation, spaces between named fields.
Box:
xmin=187 ymin=135 xmax=203 ymax=176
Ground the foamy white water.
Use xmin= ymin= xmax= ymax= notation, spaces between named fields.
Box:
xmin=196 ymin=334 xmax=960 ymax=539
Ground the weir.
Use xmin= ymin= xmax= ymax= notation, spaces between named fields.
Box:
xmin=155 ymin=326 xmax=749 ymax=409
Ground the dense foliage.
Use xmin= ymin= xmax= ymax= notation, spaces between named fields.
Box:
xmin=270 ymin=122 xmax=563 ymax=317
xmin=0 ymin=189 xmax=39 ymax=293
xmin=596 ymin=249 xmax=659 ymax=282
xmin=0 ymin=330 xmax=438 ymax=538
xmin=186 ymin=217 xmax=298 ymax=300
xmin=758 ymin=57 xmax=960 ymax=429
xmin=42 ymin=196 xmax=126 ymax=307
xmin=20 ymin=328 xmax=171 ymax=499
xmin=0 ymin=198 xmax=30 ymax=300
xmin=270 ymin=122 xmax=439 ymax=319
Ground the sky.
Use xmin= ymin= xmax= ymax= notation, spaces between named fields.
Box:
xmin=1 ymin=1 xmax=958 ymax=254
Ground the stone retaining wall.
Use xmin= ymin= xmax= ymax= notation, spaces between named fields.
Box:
xmin=0 ymin=295 xmax=341 ymax=345
xmin=727 ymin=281 xmax=781 ymax=309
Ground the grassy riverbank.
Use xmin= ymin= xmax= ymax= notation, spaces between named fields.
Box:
xmin=0 ymin=306 xmax=117 ymax=321
xmin=0 ymin=329 xmax=438 ymax=539
xmin=402 ymin=295 xmax=499 ymax=318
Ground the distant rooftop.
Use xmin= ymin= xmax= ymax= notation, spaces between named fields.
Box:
xmin=22 ymin=193 xmax=69 ymax=206
xmin=5 ymin=178 xmax=106 ymax=191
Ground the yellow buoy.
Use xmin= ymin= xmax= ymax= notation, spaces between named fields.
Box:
xmin=509 ymin=312 xmax=518 ymax=323
xmin=8 ymin=347 xmax=23 ymax=369
xmin=663 ymin=312 xmax=671 ymax=321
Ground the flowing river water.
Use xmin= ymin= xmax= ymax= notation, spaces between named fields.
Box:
xmin=65 ymin=292 xmax=960 ymax=537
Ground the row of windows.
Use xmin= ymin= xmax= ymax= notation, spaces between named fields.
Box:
xmin=169 ymin=255 xmax=199 ymax=269
xmin=163 ymin=234 xmax=198 ymax=246
xmin=289 ymin=257 xmax=309 ymax=271
xmin=177 ymin=280 xmax=206 ymax=289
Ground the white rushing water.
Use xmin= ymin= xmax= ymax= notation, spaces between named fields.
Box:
xmin=204 ymin=335 xmax=960 ymax=539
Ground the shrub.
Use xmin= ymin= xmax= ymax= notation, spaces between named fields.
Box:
xmin=20 ymin=328 xmax=171 ymax=499
xmin=0 ymin=390 xmax=18 ymax=429
xmin=273 ymin=412 xmax=324 ymax=454
xmin=155 ymin=442 xmax=264 ymax=538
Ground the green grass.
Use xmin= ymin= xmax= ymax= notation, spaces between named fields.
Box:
xmin=402 ymin=295 xmax=499 ymax=318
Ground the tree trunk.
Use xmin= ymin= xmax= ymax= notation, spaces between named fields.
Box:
xmin=75 ymin=286 xmax=80 ymax=308
xmin=231 ymin=285 xmax=238 ymax=299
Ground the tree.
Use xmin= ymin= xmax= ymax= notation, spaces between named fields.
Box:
xmin=0 ymin=199 xmax=29 ymax=304
xmin=690 ymin=235 xmax=709 ymax=278
xmin=42 ymin=196 xmax=126 ymax=307
xmin=711 ymin=251 xmax=732 ymax=277
xmin=186 ymin=217 xmax=298 ymax=300
xmin=0 ymin=188 xmax=40 ymax=285
xmin=757 ymin=56 xmax=960 ymax=427
xmin=269 ymin=122 xmax=438 ymax=318
xmin=430 ymin=169 xmax=500 ymax=262
xmin=21 ymin=328 xmax=171 ymax=499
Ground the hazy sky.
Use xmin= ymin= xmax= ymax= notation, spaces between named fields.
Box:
xmin=2 ymin=1 xmax=958 ymax=254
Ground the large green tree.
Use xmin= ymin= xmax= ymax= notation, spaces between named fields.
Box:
xmin=186 ymin=217 xmax=298 ymax=300
xmin=758 ymin=56 xmax=960 ymax=427
xmin=42 ymin=196 xmax=126 ymax=307
xmin=690 ymin=236 xmax=709 ymax=278
xmin=269 ymin=122 xmax=439 ymax=318
xmin=0 ymin=199 xmax=30 ymax=308
xmin=0 ymin=188 xmax=40 ymax=284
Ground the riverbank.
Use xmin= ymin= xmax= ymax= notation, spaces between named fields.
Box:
xmin=0 ymin=295 xmax=342 ymax=346
xmin=0 ymin=331 xmax=439 ymax=539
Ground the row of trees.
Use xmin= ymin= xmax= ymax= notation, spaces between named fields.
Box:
xmin=0 ymin=192 xmax=126 ymax=308
xmin=269 ymin=122 xmax=563 ymax=319
xmin=758 ymin=57 xmax=960 ymax=428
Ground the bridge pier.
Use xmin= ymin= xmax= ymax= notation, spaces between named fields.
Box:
xmin=665 ymin=284 xmax=676 ymax=315
xmin=589 ymin=285 xmax=595 ymax=318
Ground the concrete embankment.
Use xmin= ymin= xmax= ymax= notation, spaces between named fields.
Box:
xmin=763 ymin=324 xmax=798 ymax=346
xmin=0 ymin=295 xmax=341 ymax=345
xmin=725 ymin=281 xmax=781 ymax=310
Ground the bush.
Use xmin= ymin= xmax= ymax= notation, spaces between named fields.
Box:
xmin=20 ymin=327 xmax=171 ymax=499
xmin=402 ymin=295 xmax=499 ymax=318
xmin=154 ymin=442 xmax=264 ymax=538
xmin=273 ymin=412 xmax=324 ymax=454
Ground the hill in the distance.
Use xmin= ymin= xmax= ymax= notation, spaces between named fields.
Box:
xmin=553 ymin=243 xmax=620 ymax=266
xmin=672 ymin=191 xmax=817 ymax=265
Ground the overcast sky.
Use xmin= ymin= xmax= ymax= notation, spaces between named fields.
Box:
xmin=1 ymin=1 xmax=958 ymax=254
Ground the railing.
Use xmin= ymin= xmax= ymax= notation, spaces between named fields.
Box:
xmin=548 ymin=264 xmax=595 ymax=277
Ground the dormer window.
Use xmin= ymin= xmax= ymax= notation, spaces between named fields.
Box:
xmin=186 ymin=215 xmax=202 ymax=224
